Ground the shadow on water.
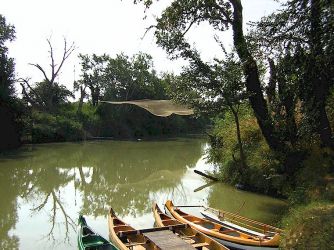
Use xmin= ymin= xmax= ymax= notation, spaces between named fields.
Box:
xmin=206 ymin=183 xmax=287 ymax=225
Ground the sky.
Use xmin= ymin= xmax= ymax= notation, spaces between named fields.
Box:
xmin=2 ymin=0 xmax=283 ymax=96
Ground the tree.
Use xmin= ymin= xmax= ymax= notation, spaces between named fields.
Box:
xmin=168 ymin=49 xmax=248 ymax=171
xmin=104 ymin=52 xmax=167 ymax=100
xmin=78 ymin=53 xmax=109 ymax=106
xmin=0 ymin=14 xmax=22 ymax=150
xmin=73 ymin=79 xmax=87 ymax=115
xmin=136 ymin=0 xmax=285 ymax=152
xmin=77 ymin=52 xmax=167 ymax=105
xmin=20 ymin=38 xmax=75 ymax=112
xmin=250 ymin=0 xmax=334 ymax=148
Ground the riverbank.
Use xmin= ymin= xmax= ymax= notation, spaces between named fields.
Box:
xmin=207 ymin=105 xmax=334 ymax=248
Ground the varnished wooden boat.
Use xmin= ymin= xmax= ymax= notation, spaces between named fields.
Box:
xmin=78 ymin=215 xmax=118 ymax=250
xmin=200 ymin=207 xmax=283 ymax=238
xmin=152 ymin=202 xmax=230 ymax=250
xmin=165 ymin=200 xmax=280 ymax=250
xmin=108 ymin=207 xmax=199 ymax=250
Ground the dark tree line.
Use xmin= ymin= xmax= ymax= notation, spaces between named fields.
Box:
xmin=0 ymin=15 xmax=22 ymax=150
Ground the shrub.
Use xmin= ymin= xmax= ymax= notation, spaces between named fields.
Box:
xmin=31 ymin=111 xmax=85 ymax=143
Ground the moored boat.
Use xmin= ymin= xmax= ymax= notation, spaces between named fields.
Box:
xmin=165 ymin=200 xmax=281 ymax=250
xmin=78 ymin=215 xmax=118 ymax=250
xmin=108 ymin=207 xmax=197 ymax=249
xmin=200 ymin=207 xmax=283 ymax=238
xmin=152 ymin=202 xmax=230 ymax=250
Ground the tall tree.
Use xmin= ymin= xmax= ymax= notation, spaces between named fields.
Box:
xmin=251 ymin=0 xmax=334 ymax=148
xmin=20 ymin=38 xmax=75 ymax=112
xmin=168 ymin=50 xmax=248 ymax=171
xmin=0 ymin=15 xmax=21 ymax=150
xmin=78 ymin=53 xmax=109 ymax=106
xmin=136 ymin=0 xmax=285 ymax=152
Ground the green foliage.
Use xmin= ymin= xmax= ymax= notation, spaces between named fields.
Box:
xmin=77 ymin=52 xmax=168 ymax=106
xmin=31 ymin=111 xmax=85 ymax=143
xmin=24 ymin=80 xmax=74 ymax=112
xmin=0 ymin=14 xmax=23 ymax=150
xmin=251 ymin=0 xmax=334 ymax=148
xmin=0 ymin=14 xmax=15 ymax=103
xmin=167 ymin=50 xmax=246 ymax=115
xmin=287 ymin=146 xmax=334 ymax=205
xmin=208 ymin=105 xmax=282 ymax=192
xmin=280 ymin=202 xmax=334 ymax=250
xmin=94 ymin=102 xmax=204 ymax=138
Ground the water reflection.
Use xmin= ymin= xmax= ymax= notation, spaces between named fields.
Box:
xmin=0 ymin=165 xmax=20 ymax=249
xmin=0 ymin=138 xmax=286 ymax=249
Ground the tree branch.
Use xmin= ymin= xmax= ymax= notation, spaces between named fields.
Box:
xmin=52 ymin=38 xmax=75 ymax=83
xmin=29 ymin=63 xmax=50 ymax=83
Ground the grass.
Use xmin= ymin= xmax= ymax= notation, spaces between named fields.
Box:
xmin=280 ymin=202 xmax=334 ymax=249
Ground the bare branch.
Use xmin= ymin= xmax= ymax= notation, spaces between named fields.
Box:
xmin=29 ymin=63 xmax=50 ymax=83
xmin=17 ymin=78 xmax=45 ymax=106
xmin=141 ymin=24 xmax=156 ymax=40
xmin=47 ymin=38 xmax=56 ymax=82
xmin=181 ymin=18 xmax=199 ymax=37
xmin=52 ymin=38 xmax=76 ymax=83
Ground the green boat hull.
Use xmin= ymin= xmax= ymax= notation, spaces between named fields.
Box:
xmin=78 ymin=215 xmax=118 ymax=250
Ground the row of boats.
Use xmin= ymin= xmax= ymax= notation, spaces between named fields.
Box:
xmin=78 ymin=200 xmax=283 ymax=250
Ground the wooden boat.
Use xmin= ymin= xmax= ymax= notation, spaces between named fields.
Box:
xmin=152 ymin=202 xmax=230 ymax=250
xmin=200 ymin=207 xmax=283 ymax=238
xmin=165 ymin=200 xmax=281 ymax=250
xmin=108 ymin=207 xmax=199 ymax=249
xmin=78 ymin=215 xmax=118 ymax=250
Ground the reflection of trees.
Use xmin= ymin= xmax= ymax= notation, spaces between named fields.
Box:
xmin=0 ymin=138 xmax=205 ymax=246
xmin=24 ymin=167 xmax=76 ymax=241
xmin=73 ymin=140 xmax=203 ymax=217
xmin=0 ymin=164 xmax=29 ymax=249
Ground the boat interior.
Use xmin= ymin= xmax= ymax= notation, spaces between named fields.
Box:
xmin=156 ymin=208 xmax=225 ymax=249
xmin=111 ymin=217 xmax=158 ymax=249
xmin=81 ymin=226 xmax=115 ymax=250
xmin=174 ymin=208 xmax=254 ymax=238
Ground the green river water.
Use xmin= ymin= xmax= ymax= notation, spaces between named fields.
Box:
xmin=0 ymin=138 xmax=286 ymax=249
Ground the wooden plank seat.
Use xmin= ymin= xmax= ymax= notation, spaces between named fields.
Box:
xmin=143 ymin=230 xmax=196 ymax=250
xmin=116 ymin=224 xmax=188 ymax=237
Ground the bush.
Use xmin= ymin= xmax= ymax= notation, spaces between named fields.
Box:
xmin=31 ymin=111 xmax=85 ymax=143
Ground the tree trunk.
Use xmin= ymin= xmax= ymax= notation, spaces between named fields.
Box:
xmin=230 ymin=0 xmax=285 ymax=152
xmin=77 ymin=86 xmax=85 ymax=115
xmin=230 ymin=105 xmax=246 ymax=170
xmin=267 ymin=58 xmax=277 ymax=106
xmin=277 ymin=67 xmax=298 ymax=146
xmin=307 ymin=0 xmax=333 ymax=148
